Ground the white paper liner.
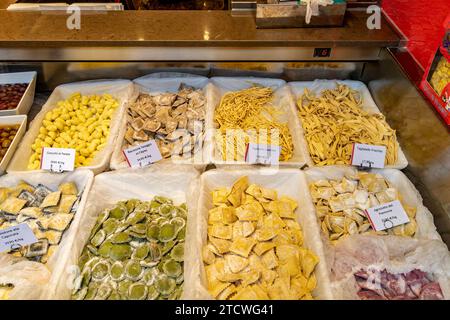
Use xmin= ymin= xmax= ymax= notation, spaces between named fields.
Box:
xmin=207 ymin=77 xmax=309 ymax=168
xmin=7 ymin=79 xmax=134 ymax=175
xmin=46 ymin=164 xmax=199 ymax=299
xmin=289 ymin=80 xmax=409 ymax=169
xmin=110 ymin=74 xmax=211 ymax=171
xmin=189 ymin=168 xmax=334 ymax=300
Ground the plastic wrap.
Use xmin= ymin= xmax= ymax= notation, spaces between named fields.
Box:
xmin=0 ymin=255 xmax=51 ymax=300
xmin=330 ymin=235 xmax=450 ymax=300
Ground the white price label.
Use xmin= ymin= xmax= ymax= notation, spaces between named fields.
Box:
xmin=351 ymin=143 xmax=386 ymax=169
xmin=40 ymin=147 xmax=76 ymax=172
xmin=0 ymin=223 xmax=38 ymax=253
xmin=245 ymin=143 xmax=281 ymax=165
xmin=364 ymin=200 xmax=410 ymax=232
xmin=123 ymin=140 xmax=163 ymax=168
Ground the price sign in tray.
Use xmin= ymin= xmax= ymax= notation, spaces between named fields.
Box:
xmin=0 ymin=223 xmax=38 ymax=253
xmin=123 ymin=140 xmax=163 ymax=168
xmin=351 ymin=143 xmax=386 ymax=169
xmin=245 ymin=143 xmax=281 ymax=165
xmin=40 ymin=147 xmax=76 ymax=173
xmin=365 ymin=200 xmax=410 ymax=232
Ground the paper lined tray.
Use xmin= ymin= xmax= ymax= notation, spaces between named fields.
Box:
xmin=190 ymin=168 xmax=334 ymax=300
xmin=0 ymin=71 xmax=37 ymax=116
xmin=7 ymin=79 xmax=134 ymax=175
xmin=329 ymin=235 xmax=450 ymax=300
xmin=0 ymin=115 xmax=27 ymax=176
xmin=303 ymin=166 xmax=442 ymax=243
xmin=110 ymin=74 xmax=211 ymax=171
xmin=208 ymin=77 xmax=309 ymax=168
xmin=45 ymin=165 xmax=199 ymax=299
xmin=289 ymin=80 xmax=409 ymax=169
xmin=0 ymin=169 xmax=94 ymax=299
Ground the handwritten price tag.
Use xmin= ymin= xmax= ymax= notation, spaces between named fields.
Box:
xmin=351 ymin=143 xmax=386 ymax=169
xmin=364 ymin=200 xmax=410 ymax=231
xmin=123 ymin=140 xmax=163 ymax=168
xmin=245 ymin=143 xmax=281 ymax=165
xmin=0 ymin=223 xmax=38 ymax=253
xmin=40 ymin=147 xmax=76 ymax=173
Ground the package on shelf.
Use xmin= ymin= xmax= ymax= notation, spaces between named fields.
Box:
xmin=0 ymin=169 xmax=94 ymax=299
xmin=8 ymin=79 xmax=134 ymax=175
xmin=420 ymin=28 xmax=450 ymax=125
xmin=209 ymin=77 xmax=309 ymax=168
xmin=110 ymin=74 xmax=211 ymax=171
xmin=190 ymin=168 xmax=333 ymax=300
xmin=45 ymin=164 xmax=199 ymax=299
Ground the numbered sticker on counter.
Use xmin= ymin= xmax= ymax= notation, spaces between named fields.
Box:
xmin=245 ymin=143 xmax=281 ymax=165
xmin=0 ymin=223 xmax=38 ymax=254
xmin=123 ymin=140 xmax=163 ymax=168
xmin=40 ymin=147 xmax=76 ymax=173
xmin=350 ymin=143 xmax=386 ymax=169
xmin=364 ymin=200 xmax=410 ymax=232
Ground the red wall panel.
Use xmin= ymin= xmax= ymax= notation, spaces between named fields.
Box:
xmin=382 ymin=0 xmax=449 ymax=69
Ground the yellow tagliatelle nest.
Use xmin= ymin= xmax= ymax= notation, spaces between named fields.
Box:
xmin=214 ymin=87 xmax=294 ymax=162
xmin=297 ymin=84 xmax=398 ymax=166
xmin=203 ymin=176 xmax=319 ymax=300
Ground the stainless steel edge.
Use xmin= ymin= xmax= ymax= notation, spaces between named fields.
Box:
xmin=0 ymin=46 xmax=381 ymax=62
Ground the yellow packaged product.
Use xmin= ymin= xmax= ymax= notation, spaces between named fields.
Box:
xmin=430 ymin=57 xmax=450 ymax=95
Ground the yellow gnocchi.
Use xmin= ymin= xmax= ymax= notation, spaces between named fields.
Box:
xmin=28 ymin=93 xmax=119 ymax=169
